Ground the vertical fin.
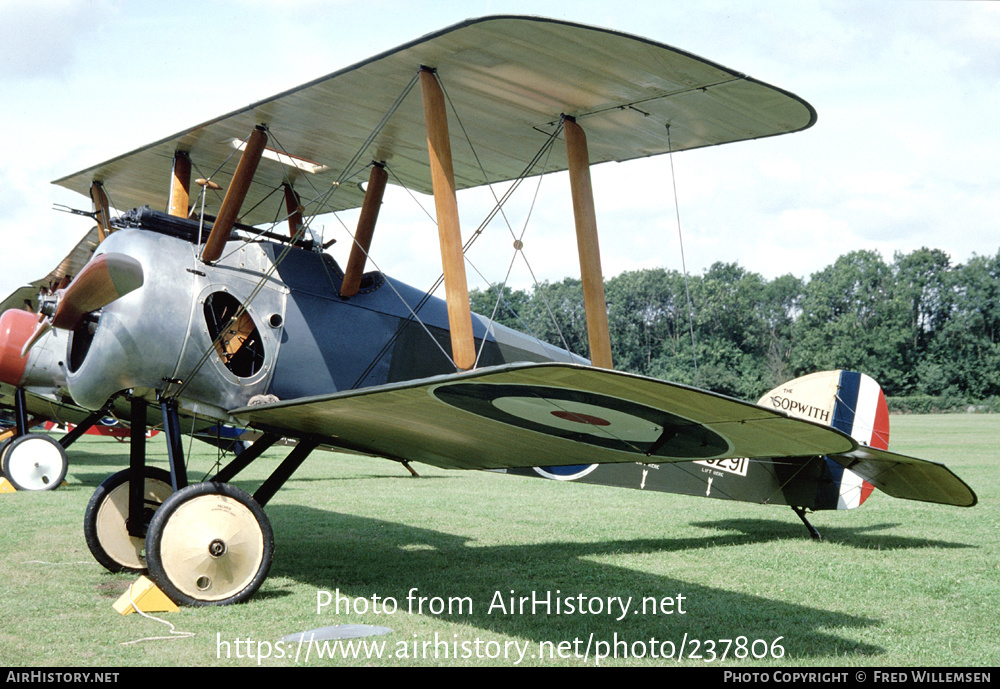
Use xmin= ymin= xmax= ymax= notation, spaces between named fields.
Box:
xmin=760 ymin=370 xmax=885 ymax=510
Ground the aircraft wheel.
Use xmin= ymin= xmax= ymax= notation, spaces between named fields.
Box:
xmin=145 ymin=482 xmax=273 ymax=606
xmin=84 ymin=468 xmax=173 ymax=573
xmin=0 ymin=437 xmax=13 ymax=474
xmin=2 ymin=433 xmax=68 ymax=491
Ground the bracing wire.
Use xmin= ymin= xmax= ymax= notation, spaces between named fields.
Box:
xmin=666 ymin=124 xmax=700 ymax=387
xmin=348 ymin=108 xmax=569 ymax=388
xmin=436 ymin=76 xmax=577 ymax=361
xmin=170 ymin=72 xmax=429 ymax=397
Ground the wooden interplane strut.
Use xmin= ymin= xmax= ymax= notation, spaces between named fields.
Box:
xmin=89 ymin=182 xmax=111 ymax=242
xmin=341 ymin=163 xmax=388 ymax=298
xmin=564 ymin=117 xmax=613 ymax=369
xmin=283 ymin=183 xmax=303 ymax=238
xmin=201 ymin=126 xmax=268 ymax=263
xmin=169 ymin=151 xmax=191 ymax=219
xmin=419 ymin=67 xmax=475 ymax=371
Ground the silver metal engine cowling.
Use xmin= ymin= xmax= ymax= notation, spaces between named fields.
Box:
xmin=65 ymin=229 xmax=285 ymax=416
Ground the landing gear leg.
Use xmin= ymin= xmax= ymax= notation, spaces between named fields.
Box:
xmin=160 ymin=398 xmax=187 ymax=491
xmin=142 ymin=435 xmax=320 ymax=605
xmin=85 ymin=397 xmax=175 ymax=572
xmin=57 ymin=403 xmax=113 ymax=451
xmin=792 ymin=506 xmax=822 ymax=541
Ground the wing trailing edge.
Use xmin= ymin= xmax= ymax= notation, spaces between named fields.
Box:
xmin=828 ymin=446 xmax=976 ymax=507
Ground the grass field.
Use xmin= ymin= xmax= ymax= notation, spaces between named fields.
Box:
xmin=0 ymin=414 xmax=996 ymax=667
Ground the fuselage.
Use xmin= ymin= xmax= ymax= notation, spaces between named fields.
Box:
xmin=62 ymin=209 xmax=582 ymax=421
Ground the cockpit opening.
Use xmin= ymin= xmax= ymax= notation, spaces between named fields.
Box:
xmin=203 ymin=292 xmax=265 ymax=378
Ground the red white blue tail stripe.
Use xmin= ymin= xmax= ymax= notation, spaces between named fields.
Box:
xmin=831 ymin=371 xmax=890 ymax=451
xmin=828 ymin=371 xmax=887 ymax=509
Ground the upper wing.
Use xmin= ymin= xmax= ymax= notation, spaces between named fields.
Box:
xmin=233 ymin=362 xmax=854 ymax=471
xmin=53 ymin=15 xmax=815 ymax=225
xmin=0 ymin=226 xmax=102 ymax=313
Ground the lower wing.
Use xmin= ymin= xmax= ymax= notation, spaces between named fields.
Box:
xmin=232 ymin=363 xmax=974 ymax=507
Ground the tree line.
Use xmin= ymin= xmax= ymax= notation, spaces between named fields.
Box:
xmin=470 ymin=247 xmax=1000 ymax=406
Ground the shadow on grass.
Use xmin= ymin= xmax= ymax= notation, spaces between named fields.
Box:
xmin=64 ymin=444 xmax=424 ymax=490
xmin=266 ymin=505 xmax=885 ymax=661
xmin=67 ymin=467 xmax=430 ymax=492
xmin=691 ymin=517 xmax=976 ymax=551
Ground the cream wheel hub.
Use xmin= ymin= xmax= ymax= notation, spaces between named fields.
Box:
xmin=146 ymin=482 xmax=273 ymax=606
xmin=94 ymin=476 xmax=172 ymax=570
xmin=158 ymin=493 xmax=265 ymax=602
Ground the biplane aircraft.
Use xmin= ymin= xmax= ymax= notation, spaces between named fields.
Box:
xmin=0 ymin=16 xmax=975 ymax=606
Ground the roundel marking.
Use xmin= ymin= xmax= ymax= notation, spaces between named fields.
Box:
xmin=532 ymin=464 xmax=600 ymax=481
xmin=550 ymin=410 xmax=610 ymax=426
xmin=432 ymin=383 xmax=730 ymax=459
xmin=490 ymin=396 xmax=662 ymax=442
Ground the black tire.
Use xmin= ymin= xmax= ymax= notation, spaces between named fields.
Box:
xmin=145 ymin=482 xmax=273 ymax=606
xmin=2 ymin=433 xmax=68 ymax=491
xmin=0 ymin=437 xmax=13 ymax=474
xmin=84 ymin=467 xmax=174 ymax=573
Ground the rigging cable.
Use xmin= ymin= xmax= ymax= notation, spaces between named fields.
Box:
xmin=666 ymin=124 xmax=700 ymax=387
xmin=348 ymin=116 xmax=568 ymax=388
xmin=171 ymin=72 xmax=431 ymax=397
xmin=436 ymin=78 xmax=575 ymax=362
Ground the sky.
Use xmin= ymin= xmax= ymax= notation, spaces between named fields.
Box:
xmin=1 ymin=0 xmax=997 ymax=299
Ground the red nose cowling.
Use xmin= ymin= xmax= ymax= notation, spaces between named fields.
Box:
xmin=0 ymin=309 xmax=38 ymax=386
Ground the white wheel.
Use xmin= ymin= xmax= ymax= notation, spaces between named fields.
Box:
xmin=84 ymin=468 xmax=173 ymax=573
xmin=0 ymin=437 xmax=13 ymax=473
xmin=146 ymin=482 xmax=273 ymax=606
xmin=2 ymin=434 xmax=68 ymax=491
